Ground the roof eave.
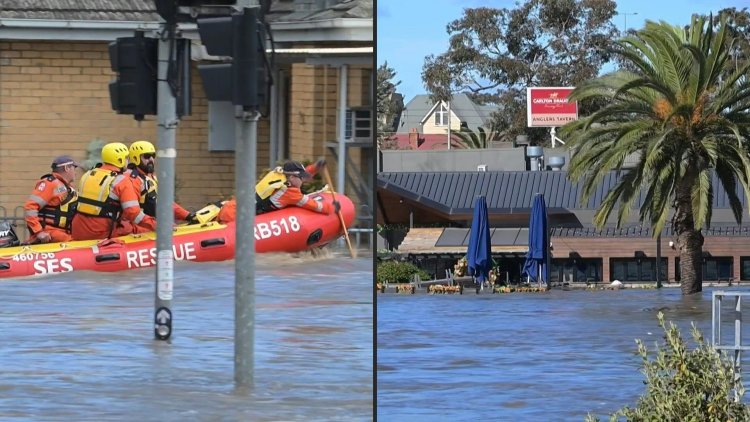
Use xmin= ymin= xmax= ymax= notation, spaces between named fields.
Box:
xmin=271 ymin=18 xmax=372 ymax=43
xmin=0 ymin=18 xmax=164 ymax=40
xmin=0 ymin=17 xmax=372 ymax=43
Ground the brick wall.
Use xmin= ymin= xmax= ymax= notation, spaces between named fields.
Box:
xmin=551 ymin=236 xmax=750 ymax=282
xmin=0 ymin=40 xmax=368 ymax=221
xmin=0 ymin=40 xmax=245 ymax=216
xmin=288 ymin=63 xmax=372 ymax=203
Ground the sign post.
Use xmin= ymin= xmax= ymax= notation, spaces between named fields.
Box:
xmin=526 ymin=87 xmax=578 ymax=147
xmin=154 ymin=22 xmax=178 ymax=341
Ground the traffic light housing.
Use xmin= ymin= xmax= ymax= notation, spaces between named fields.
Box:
xmin=197 ymin=7 xmax=268 ymax=111
xmin=155 ymin=0 xmax=238 ymax=23
xmin=108 ymin=31 xmax=158 ymax=121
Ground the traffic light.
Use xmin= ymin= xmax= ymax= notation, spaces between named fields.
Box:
xmin=108 ymin=31 xmax=158 ymax=121
xmin=197 ymin=7 xmax=268 ymax=111
xmin=155 ymin=0 xmax=238 ymax=23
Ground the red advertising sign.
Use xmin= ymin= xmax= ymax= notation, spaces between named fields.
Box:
xmin=526 ymin=87 xmax=578 ymax=127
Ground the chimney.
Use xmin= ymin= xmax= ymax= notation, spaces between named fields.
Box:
xmin=409 ymin=128 xmax=419 ymax=149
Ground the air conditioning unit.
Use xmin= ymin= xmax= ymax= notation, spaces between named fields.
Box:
xmin=477 ymin=164 xmax=488 ymax=172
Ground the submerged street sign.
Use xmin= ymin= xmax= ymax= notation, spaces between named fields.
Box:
xmin=526 ymin=87 xmax=578 ymax=127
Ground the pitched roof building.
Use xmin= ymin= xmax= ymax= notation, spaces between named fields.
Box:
xmin=386 ymin=93 xmax=498 ymax=150
xmin=0 ymin=0 xmax=374 ymax=236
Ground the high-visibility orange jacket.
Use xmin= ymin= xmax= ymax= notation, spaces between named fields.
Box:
xmin=72 ymin=163 xmax=156 ymax=240
xmin=24 ymin=172 xmax=77 ymax=242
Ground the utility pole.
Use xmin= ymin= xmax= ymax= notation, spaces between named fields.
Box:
xmin=153 ymin=22 xmax=179 ymax=341
xmin=197 ymin=4 xmax=266 ymax=386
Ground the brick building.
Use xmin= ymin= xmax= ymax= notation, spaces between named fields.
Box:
xmin=0 ymin=0 xmax=373 ymax=237
xmin=378 ymin=148 xmax=750 ymax=285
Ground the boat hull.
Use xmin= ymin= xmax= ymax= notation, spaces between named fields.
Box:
xmin=0 ymin=193 xmax=355 ymax=278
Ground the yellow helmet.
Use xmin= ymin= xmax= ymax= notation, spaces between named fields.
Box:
xmin=101 ymin=142 xmax=129 ymax=168
xmin=129 ymin=140 xmax=156 ymax=166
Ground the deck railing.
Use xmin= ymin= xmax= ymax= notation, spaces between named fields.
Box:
xmin=712 ymin=290 xmax=750 ymax=401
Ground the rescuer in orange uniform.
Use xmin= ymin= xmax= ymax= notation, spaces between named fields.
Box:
xmin=72 ymin=142 xmax=156 ymax=240
xmin=23 ymin=155 xmax=79 ymax=243
xmin=126 ymin=140 xmax=195 ymax=222
xmin=216 ymin=159 xmax=338 ymax=224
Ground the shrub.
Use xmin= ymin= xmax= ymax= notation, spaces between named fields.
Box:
xmin=586 ymin=312 xmax=750 ymax=421
xmin=376 ymin=261 xmax=429 ymax=284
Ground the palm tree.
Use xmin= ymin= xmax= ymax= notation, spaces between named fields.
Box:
xmin=559 ymin=15 xmax=750 ymax=295
xmin=449 ymin=127 xmax=498 ymax=149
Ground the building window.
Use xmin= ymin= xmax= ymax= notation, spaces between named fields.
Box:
xmin=675 ymin=257 xmax=733 ymax=281
xmin=741 ymin=257 xmax=750 ymax=281
xmin=550 ymin=258 xmax=603 ymax=283
xmin=345 ymin=108 xmax=372 ymax=141
xmin=434 ymin=103 xmax=448 ymax=126
xmin=611 ymin=258 xmax=667 ymax=282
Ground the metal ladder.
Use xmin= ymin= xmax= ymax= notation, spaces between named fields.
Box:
xmin=712 ymin=291 xmax=750 ymax=401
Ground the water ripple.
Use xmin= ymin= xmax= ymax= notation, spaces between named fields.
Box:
xmin=0 ymin=254 xmax=373 ymax=421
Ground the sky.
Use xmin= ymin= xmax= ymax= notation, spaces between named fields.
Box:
xmin=377 ymin=0 xmax=744 ymax=102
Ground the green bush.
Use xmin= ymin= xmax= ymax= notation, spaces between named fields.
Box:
xmin=376 ymin=261 xmax=430 ymax=284
xmin=586 ymin=312 xmax=750 ymax=421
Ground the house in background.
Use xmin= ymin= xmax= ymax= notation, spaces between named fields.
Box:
xmin=0 ymin=0 xmax=374 ymax=239
xmin=390 ymin=93 xmax=498 ymax=150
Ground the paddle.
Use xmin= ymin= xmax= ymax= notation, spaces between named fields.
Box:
xmin=321 ymin=166 xmax=356 ymax=258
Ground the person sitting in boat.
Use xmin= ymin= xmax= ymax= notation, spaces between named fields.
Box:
xmin=72 ymin=142 xmax=156 ymax=240
xmin=216 ymin=159 xmax=339 ymax=224
xmin=126 ymin=140 xmax=196 ymax=223
xmin=23 ymin=155 xmax=80 ymax=243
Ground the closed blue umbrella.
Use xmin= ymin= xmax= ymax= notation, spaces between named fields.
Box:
xmin=467 ymin=196 xmax=492 ymax=285
xmin=522 ymin=193 xmax=549 ymax=288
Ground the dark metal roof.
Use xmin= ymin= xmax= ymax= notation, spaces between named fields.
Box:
xmin=378 ymin=170 xmax=748 ymax=215
xmin=0 ymin=0 xmax=372 ymax=21
xmin=553 ymin=224 xmax=750 ymax=238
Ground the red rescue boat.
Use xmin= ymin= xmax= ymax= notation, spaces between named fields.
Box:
xmin=0 ymin=193 xmax=354 ymax=279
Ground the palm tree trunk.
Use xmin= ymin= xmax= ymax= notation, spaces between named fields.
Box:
xmin=674 ymin=172 xmax=704 ymax=295
xmin=677 ymin=228 xmax=704 ymax=294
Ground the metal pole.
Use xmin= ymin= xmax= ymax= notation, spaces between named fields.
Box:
xmin=656 ymin=233 xmax=662 ymax=288
xmin=550 ymin=127 xmax=555 ymax=148
xmin=338 ymin=64 xmax=348 ymax=200
xmin=154 ymin=23 xmax=178 ymax=341
xmin=234 ymin=108 xmax=259 ymax=386
xmin=269 ymin=68 xmax=280 ymax=168
xmin=447 ymin=100 xmax=452 ymax=150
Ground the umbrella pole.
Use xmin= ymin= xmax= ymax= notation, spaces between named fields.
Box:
xmin=538 ymin=266 xmax=542 ymax=289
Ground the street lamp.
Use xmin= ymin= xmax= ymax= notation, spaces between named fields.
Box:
xmin=619 ymin=11 xmax=638 ymax=33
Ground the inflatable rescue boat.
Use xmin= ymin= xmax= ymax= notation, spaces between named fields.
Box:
xmin=0 ymin=193 xmax=354 ymax=279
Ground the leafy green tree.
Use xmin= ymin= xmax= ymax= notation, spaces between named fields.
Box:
xmin=585 ymin=312 xmax=750 ymax=421
xmin=710 ymin=7 xmax=750 ymax=75
xmin=421 ymin=0 xmax=619 ymax=146
xmin=560 ymin=15 xmax=750 ymax=295
xmin=377 ymin=62 xmax=403 ymax=150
